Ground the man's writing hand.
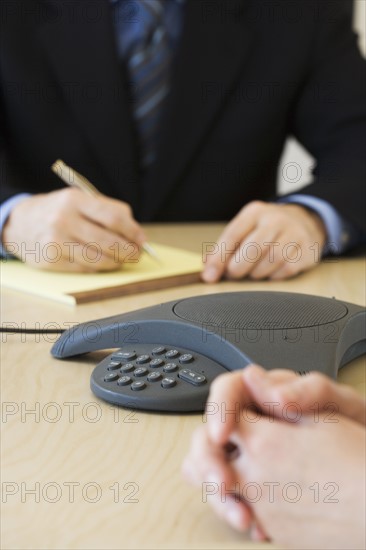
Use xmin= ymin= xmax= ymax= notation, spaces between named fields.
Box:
xmin=2 ymin=188 xmax=146 ymax=271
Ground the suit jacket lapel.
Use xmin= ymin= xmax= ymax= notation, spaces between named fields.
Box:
xmin=37 ymin=0 xmax=140 ymax=207
xmin=139 ymin=0 xmax=253 ymax=220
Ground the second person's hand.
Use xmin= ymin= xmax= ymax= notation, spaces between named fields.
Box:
xmin=206 ymin=365 xmax=366 ymax=447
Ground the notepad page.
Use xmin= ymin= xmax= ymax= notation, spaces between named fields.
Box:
xmin=0 ymin=243 xmax=202 ymax=305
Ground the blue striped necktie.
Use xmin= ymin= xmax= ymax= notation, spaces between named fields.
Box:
xmin=125 ymin=0 xmax=172 ymax=170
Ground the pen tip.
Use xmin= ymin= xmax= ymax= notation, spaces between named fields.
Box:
xmin=142 ymin=243 xmax=162 ymax=264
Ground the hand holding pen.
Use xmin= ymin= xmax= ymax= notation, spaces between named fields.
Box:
xmin=2 ymin=159 xmax=158 ymax=272
xmin=52 ymin=160 xmax=160 ymax=263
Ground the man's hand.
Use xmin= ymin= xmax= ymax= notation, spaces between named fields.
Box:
xmin=202 ymin=201 xmax=327 ymax=282
xmin=2 ymin=189 xmax=146 ymax=271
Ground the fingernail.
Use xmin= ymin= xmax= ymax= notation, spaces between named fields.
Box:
xmin=244 ymin=365 xmax=267 ymax=383
xmin=208 ymin=422 xmax=224 ymax=444
xmin=206 ymin=472 xmax=222 ymax=487
xmin=202 ymin=266 xmax=219 ymax=283
xmin=136 ymin=232 xmax=146 ymax=245
xmin=225 ymin=502 xmax=244 ymax=530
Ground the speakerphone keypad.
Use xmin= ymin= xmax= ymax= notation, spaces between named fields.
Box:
xmin=102 ymin=346 xmax=207 ymax=392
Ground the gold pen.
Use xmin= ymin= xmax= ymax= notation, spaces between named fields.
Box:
xmin=51 ymin=159 xmax=161 ymax=263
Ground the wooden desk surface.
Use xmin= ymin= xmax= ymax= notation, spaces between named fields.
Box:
xmin=1 ymin=223 xmax=365 ymax=550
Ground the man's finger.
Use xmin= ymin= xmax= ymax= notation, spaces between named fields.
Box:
xmin=201 ymin=202 xmax=261 ymax=282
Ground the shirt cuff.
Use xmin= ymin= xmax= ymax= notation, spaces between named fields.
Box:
xmin=278 ymin=194 xmax=361 ymax=255
xmin=0 ymin=194 xmax=31 ymax=257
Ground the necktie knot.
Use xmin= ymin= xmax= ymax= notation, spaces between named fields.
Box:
xmin=132 ymin=1 xmax=166 ymax=49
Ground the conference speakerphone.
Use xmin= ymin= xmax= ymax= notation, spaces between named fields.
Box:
xmin=51 ymin=291 xmax=366 ymax=412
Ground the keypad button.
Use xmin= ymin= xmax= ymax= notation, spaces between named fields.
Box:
xmin=117 ymin=376 xmax=132 ymax=386
xmin=136 ymin=354 xmax=150 ymax=364
xmin=120 ymin=363 xmax=134 ymax=373
xmin=179 ymin=353 xmax=194 ymax=364
xmin=134 ymin=367 xmax=148 ymax=377
xmin=179 ymin=369 xmax=207 ymax=386
xmin=165 ymin=349 xmax=179 ymax=359
xmin=112 ymin=351 xmax=136 ymax=362
xmin=163 ymin=362 xmax=178 ymax=373
xmin=104 ymin=372 xmax=119 ymax=382
xmin=152 ymin=346 xmax=166 ymax=355
xmin=161 ymin=377 xmax=177 ymax=389
xmin=131 ymin=381 xmax=146 ymax=391
xmin=150 ymin=358 xmax=164 ymax=368
xmin=147 ymin=372 xmax=162 ymax=382
xmin=107 ymin=361 xmax=122 ymax=370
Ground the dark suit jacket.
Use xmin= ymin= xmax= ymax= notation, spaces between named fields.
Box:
xmin=1 ymin=0 xmax=365 ymax=230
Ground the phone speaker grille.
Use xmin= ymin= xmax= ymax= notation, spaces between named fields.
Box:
xmin=173 ymin=292 xmax=348 ymax=330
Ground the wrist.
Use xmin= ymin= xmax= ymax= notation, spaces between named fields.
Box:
xmin=1 ymin=196 xmax=32 ymax=258
xmin=283 ymin=203 xmax=327 ymax=249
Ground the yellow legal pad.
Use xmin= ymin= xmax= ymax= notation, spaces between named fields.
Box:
xmin=0 ymin=243 xmax=202 ymax=305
